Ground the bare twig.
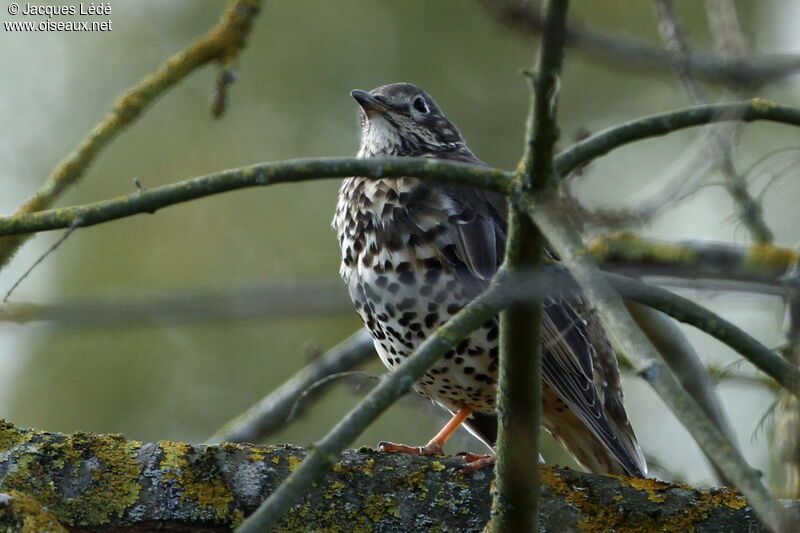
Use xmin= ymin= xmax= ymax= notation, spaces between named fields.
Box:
xmin=591 ymin=233 xmax=797 ymax=288
xmin=608 ymin=272 xmax=800 ymax=399
xmin=477 ymin=0 xmax=800 ymax=86
xmin=653 ymin=0 xmax=773 ymax=243
xmin=773 ymin=260 xmax=800 ymax=497
xmin=0 ymin=281 xmax=350 ymax=326
xmin=0 ymin=0 xmax=263 ymax=268
xmin=627 ymin=301 xmax=736 ymax=484
xmin=3 ymin=222 xmax=79 ymax=303
xmin=207 ymin=329 xmax=375 ymax=445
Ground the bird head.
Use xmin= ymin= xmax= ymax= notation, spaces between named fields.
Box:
xmin=351 ymin=83 xmax=465 ymax=157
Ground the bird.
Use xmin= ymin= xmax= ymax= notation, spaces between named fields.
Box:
xmin=333 ymin=82 xmax=646 ymax=477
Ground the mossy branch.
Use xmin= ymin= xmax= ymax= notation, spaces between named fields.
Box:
xmin=1 ymin=420 xmax=797 ymax=532
xmin=554 ymin=100 xmax=800 ymax=178
xmin=0 ymin=0 xmax=263 ymax=268
xmin=0 ymin=158 xmax=512 ymax=237
xmin=590 ymin=232 xmax=797 ymax=287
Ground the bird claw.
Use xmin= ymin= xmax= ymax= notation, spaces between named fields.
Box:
xmin=377 ymin=440 xmax=444 ymax=456
xmin=458 ymin=453 xmax=495 ymax=474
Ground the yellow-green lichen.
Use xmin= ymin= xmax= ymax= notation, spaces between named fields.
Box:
xmin=323 ymin=480 xmax=346 ymax=500
xmin=623 ymin=475 xmax=669 ymax=503
xmin=363 ymin=493 xmax=401 ymax=522
xmin=746 ymin=243 xmax=796 ymax=272
xmin=1 ymin=431 xmax=142 ymax=527
xmin=159 ymin=440 xmax=234 ymax=519
xmin=1 ymin=490 xmax=69 ymax=533
xmin=361 ymin=457 xmax=376 ymax=476
xmin=709 ymin=487 xmax=748 ymax=510
xmin=392 ymin=462 xmax=431 ymax=501
xmin=751 ymin=97 xmax=777 ymax=112
xmin=286 ymin=455 xmax=303 ymax=473
xmin=541 ymin=467 xmax=754 ymax=533
xmin=0 ymin=420 xmax=34 ymax=452
xmin=590 ymin=232 xmax=697 ymax=266
xmin=247 ymin=446 xmax=269 ymax=463
xmin=431 ymin=460 xmax=446 ymax=472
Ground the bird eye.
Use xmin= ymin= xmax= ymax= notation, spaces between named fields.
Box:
xmin=413 ymin=96 xmax=428 ymax=113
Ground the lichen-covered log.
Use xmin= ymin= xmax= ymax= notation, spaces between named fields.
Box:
xmin=0 ymin=419 xmax=797 ymax=532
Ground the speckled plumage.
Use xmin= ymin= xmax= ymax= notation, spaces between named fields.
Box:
xmin=334 ymin=83 xmax=646 ymax=477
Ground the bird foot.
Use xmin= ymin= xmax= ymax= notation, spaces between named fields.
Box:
xmin=377 ymin=440 xmax=444 ymax=456
xmin=457 ymin=452 xmax=495 ymax=473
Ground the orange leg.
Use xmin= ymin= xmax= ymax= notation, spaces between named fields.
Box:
xmin=378 ymin=406 xmax=473 ymax=456
xmin=459 ymin=453 xmax=496 ymax=473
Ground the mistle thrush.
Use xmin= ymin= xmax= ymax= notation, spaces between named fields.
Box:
xmin=333 ymin=82 xmax=646 ymax=477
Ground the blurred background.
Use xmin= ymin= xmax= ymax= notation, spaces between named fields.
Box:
xmin=1 ymin=0 xmax=799 ymax=490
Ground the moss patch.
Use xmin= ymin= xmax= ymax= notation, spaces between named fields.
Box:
xmin=0 ymin=430 xmax=142 ymax=527
xmin=159 ymin=441 xmax=234 ymax=520
xmin=0 ymin=490 xmax=69 ymax=533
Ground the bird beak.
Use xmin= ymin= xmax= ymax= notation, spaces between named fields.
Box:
xmin=351 ymin=89 xmax=390 ymax=117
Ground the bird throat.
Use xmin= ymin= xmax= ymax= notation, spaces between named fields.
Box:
xmin=358 ymin=116 xmax=405 ymax=157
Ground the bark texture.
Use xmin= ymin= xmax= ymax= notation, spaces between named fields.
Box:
xmin=0 ymin=420 xmax=797 ymax=532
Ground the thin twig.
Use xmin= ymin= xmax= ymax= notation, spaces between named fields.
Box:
xmin=0 ymin=281 xmax=351 ymax=326
xmin=653 ymin=0 xmax=773 ymax=243
xmin=590 ymin=233 xmax=797 ymax=288
xmin=3 ymin=223 xmax=80 ymax=303
xmin=608 ymin=272 xmax=800 ymax=399
xmin=208 ymin=329 xmax=375 ymax=444
xmin=2 ymin=103 xmax=800 ymax=239
xmin=554 ymin=100 xmax=800 ymax=179
xmin=627 ymin=301 xmax=735 ymax=484
xmin=0 ymin=157 xmax=512 ymax=237
xmin=774 ymin=259 xmax=800 ymax=497
xmin=0 ymin=0 xmax=263 ymax=269
xmin=477 ymin=0 xmax=800 ymax=86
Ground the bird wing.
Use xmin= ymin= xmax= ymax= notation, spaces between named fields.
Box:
xmin=541 ymin=295 xmax=646 ymax=477
xmin=413 ymin=148 xmax=645 ymax=476
xmin=421 ymin=149 xmax=507 ymax=292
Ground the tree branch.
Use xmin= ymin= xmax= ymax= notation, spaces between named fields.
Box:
xmin=1 ymin=419 xmax=798 ymax=532
xmin=627 ymin=301 xmax=736 ymax=484
xmin=554 ymin=100 xmax=800 ymax=178
xmin=591 ymin=232 xmax=797 ymax=288
xmin=0 ymin=0 xmax=263 ymax=269
xmin=653 ymin=0 xmax=773 ymax=243
xmin=0 ymin=281 xmax=351 ymax=325
xmin=493 ymin=0 xmax=570 ymax=528
xmin=606 ymin=271 xmax=800 ymax=399
xmin=478 ymin=0 xmax=800 ymax=86
xmin=0 ymin=158 xmax=512 ymax=237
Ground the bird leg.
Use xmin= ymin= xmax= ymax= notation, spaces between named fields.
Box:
xmin=378 ymin=405 xmax=473 ymax=456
